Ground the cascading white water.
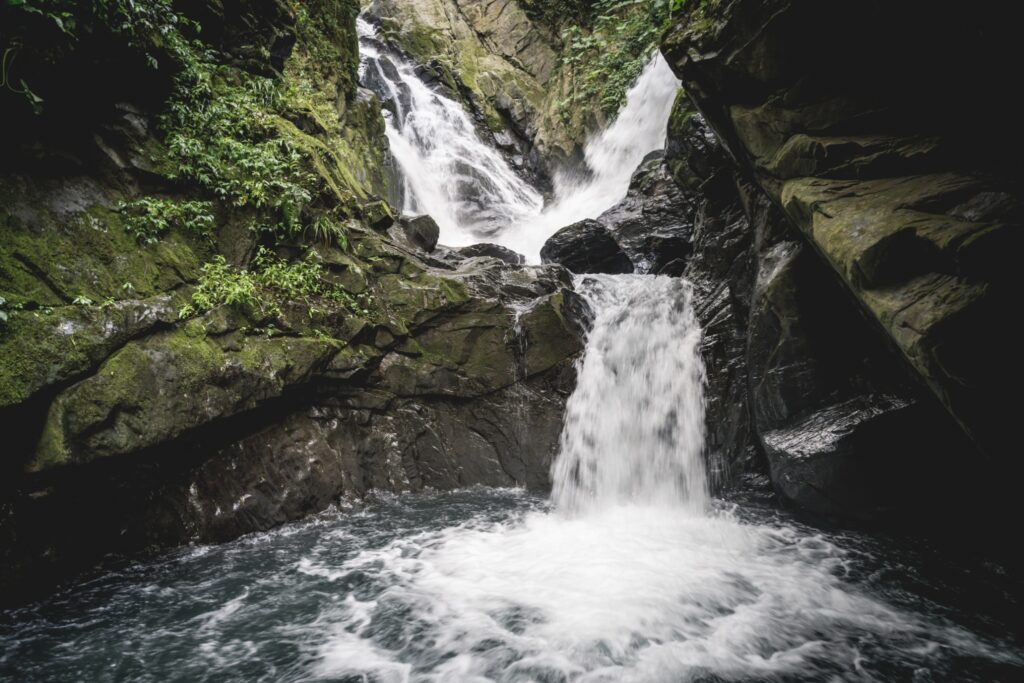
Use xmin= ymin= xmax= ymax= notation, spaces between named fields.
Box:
xmin=553 ymin=275 xmax=708 ymax=514
xmin=358 ymin=18 xmax=544 ymax=243
xmin=302 ymin=275 xmax=1008 ymax=681
xmin=358 ymin=18 xmax=680 ymax=262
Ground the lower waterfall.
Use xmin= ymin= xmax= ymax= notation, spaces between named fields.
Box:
xmin=2 ymin=276 xmax=1016 ymax=682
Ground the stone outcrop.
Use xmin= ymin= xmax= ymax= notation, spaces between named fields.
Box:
xmin=400 ymin=214 xmax=441 ymax=252
xmin=662 ymin=0 xmax=1019 ymax=463
xmin=456 ymin=243 xmax=526 ymax=265
xmin=540 ymin=219 xmax=634 ymax=274
xmin=596 ymin=150 xmax=693 ymax=275
xmin=635 ymin=91 xmax=978 ymax=520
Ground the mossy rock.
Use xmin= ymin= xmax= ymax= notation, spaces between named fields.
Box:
xmin=32 ymin=325 xmax=339 ymax=471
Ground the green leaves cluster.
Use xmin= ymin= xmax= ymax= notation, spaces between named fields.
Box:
xmin=180 ymin=248 xmax=372 ymax=320
xmin=557 ymin=0 xmax=687 ymax=120
xmin=120 ymin=197 xmax=215 ymax=245
xmin=161 ymin=64 xmax=318 ymax=236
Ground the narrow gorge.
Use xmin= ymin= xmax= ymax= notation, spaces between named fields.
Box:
xmin=1 ymin=0 xmax=1020 ymax=680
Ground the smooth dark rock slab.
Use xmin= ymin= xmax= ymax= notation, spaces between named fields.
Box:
xmin=456 ymin=243 xmax=526 ymax=265
xmin=540 ymin=219 xmax=633 ymax=274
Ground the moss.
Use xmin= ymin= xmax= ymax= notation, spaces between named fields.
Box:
xmin=0 ymin=181 xmax=205 ymax=307
xmin=0 ymin=308 xmax=93 ymax=407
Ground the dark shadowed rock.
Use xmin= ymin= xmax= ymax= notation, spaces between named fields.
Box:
xmin=597 ymin=150 xmax=693 ymax=274
xmin=456 ymin=243 xmax=526 ymax=265
xmin=663 ymin=0 xmax=1020 ymax=463
xmin=401 ymin=214 xmax=440 ymax=252
xmin=540 ymin=219 xmax=633 ymax=274
xmin=662 ymin=81 xmax=981 ymax=522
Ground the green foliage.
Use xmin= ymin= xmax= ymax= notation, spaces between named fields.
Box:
xmin=161 ymin=63 xmax=317 ymax=235
xmin=180 ymin=249 xmax=372 ymax=319
xmin=120 ymin=197 xmax=215 ymax=245
xmin=556 ymin=0 xmax=688 ymax=120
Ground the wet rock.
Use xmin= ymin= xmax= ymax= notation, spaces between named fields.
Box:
xmin=597 ymin=151 xmax=693 ymax=274
xmin=761 ymin=395 xmax=919 ymax=521
xmin=456 ymin=243 xmax=526 ymax=265
xmin=401 ymin=214 xmax=440 ymax=252
xmin=655 ymin=82 xmax=979 ymax=521
xmin=540 ymin=219 xmax=633 ymax=274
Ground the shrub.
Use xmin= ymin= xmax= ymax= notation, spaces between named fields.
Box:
xmin=120 ymin=197 xmax=215 ymax=244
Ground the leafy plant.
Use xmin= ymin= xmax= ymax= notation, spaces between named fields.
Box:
xmin=161 ymin=62 xmax=318 ymax=237
xmin=120 ymin=197 xmax=215 ymax=245
xmin=556 ymin=0 xmax=691 ymax=121
xmin=179 ymin=249 xmax=372 ymax=320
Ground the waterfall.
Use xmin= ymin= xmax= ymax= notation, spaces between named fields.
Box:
xmin=552 ymin=275 xmax=708 ymax=514
xmin=357 ymin=18 xmax=680 ymax=262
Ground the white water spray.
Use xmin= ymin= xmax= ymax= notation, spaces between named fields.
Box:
xmin=553 ymin=275 xmax=708 ymax=514
xmin=358 ymin=18 xmax=680 ymax=262
xmin=304 ymin=275 xmax=1006 ymax=681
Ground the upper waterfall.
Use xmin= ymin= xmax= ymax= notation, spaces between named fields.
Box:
xmin=357 ymin=18 xmax=680 ymax=262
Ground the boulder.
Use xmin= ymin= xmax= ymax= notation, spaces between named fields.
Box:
xmin=540 ymin=219 xmax=633 ymax=274
xmin=597 ymin=151 xmax=693 ymax=274
xmin=401 ymin=214 xmax=440 ymax=252
xmin=456 ymin=243 xmax=526 ymax=265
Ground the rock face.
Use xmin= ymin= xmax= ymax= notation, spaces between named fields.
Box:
xmin=654 ymin=90 xmax=978 ymax=520
xmin=662 ymin=0 xmax=1019 ymax=464
xmin=540 ymin=220 xmax=634 ymax=274
xmin=456 ymin=243 xmax=526 ymax=265
xmin=0 ymin=0 xmax=586 ymax=603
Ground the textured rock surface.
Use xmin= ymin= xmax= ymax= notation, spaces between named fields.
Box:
xmin=596 ymin=151 xmax=693 ymax=275
xmin=659 ymin=88 xmax=978 ymax=520
xmin=540 ymin=219 xmax=634 ymax=275
xmin=456 ymin=243 xmax=526 ymax=265
xmin=662 ymin=0 xmax=1019 ymax=462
